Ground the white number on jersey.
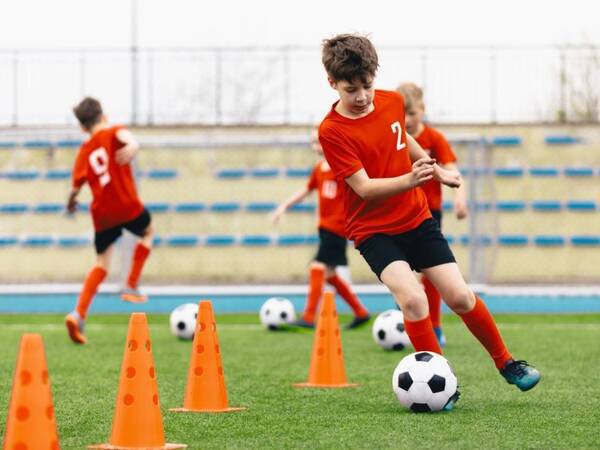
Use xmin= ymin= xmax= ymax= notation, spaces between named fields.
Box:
xmin=89 ymin=147 xmax=111 ymax=187
xmin=391 ymin=121 xmax=407 ymax=151
xmin=322 ymin=180 xmax=337 ymax=199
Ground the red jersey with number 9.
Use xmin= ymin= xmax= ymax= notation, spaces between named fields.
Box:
xmin=319 ymin=90 xmax=431 ymax=247
xmin=72 ymin=125 xmax=144 ymax=231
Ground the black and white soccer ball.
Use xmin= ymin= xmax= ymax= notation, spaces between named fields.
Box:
xmin=392 ymin=351 xmax=458 ymax=412
xmin=169 ymin=303 xmax=198 ymax=340
xmin=259 ymin=297 xmax=296 ymax=330
xmin=372 ymin=309 xmax=411 ymax=351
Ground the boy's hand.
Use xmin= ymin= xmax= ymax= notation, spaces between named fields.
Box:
xmin=66 ymin=193 xmax=79 ymax=214
xmin=115 ymin=146 xmax=136 ymax=165
xmin=409 ymin=158 xmax=435 ymax=188
xmin=454 ymin=198 xmax=468 ymax=219
xmin=270 ymin=206 xmax=285 ymax=225
xmin=435 ymin=165 xmax=461 ymax=188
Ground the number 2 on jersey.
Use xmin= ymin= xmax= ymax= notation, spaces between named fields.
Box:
xmin=391 ymin=121 xmax=407 ymax=151
xmin=89 ymin=147 xmax=111 ymax=187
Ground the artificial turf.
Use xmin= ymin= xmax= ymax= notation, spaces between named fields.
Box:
xmin=0 ymin=313 xmax=599 ymax=449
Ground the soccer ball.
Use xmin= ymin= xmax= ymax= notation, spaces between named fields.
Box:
xmin=392 ymin=351 xmax=458 ymax=412
xmin=259 ymin=297 xmax=295 ymax=330
xmin=372 ymin=309 xmax=411 ymax=351
xmin=169 ymin=303 xmax=198 ymax=340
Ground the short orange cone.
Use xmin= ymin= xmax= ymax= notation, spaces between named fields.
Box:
xmin=3 ymin=334 xmax=61 ymax=450
xmin=170 ymin=300 xmax=245 ymax=413
xmin=89 ymin=313 xmax=186 ymax=450
xmin=295 ymin=291 xmax=358 ymax=388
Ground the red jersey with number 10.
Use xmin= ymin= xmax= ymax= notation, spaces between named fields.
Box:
xmin=306 ymin=160 xmax=346 ymax=237
xmin=72 ymin=125 xmax=144 ymax=231
xmin=319 ymin=90 xmax=431 ymax=247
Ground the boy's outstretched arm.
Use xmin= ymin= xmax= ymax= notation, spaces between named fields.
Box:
xmin=271 ymin=187 xmax=311 ymax=224
xmin=406 ymin=134 xmax=461 ymax=189
xmin=115 ymin=128 xmax=140 ymax=165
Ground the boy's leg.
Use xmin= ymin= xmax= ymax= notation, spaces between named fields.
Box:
xmin=325 ymin=266 xmax=370 ymax=328
xmin=380 ymin=261 xmax=442 ymax=354
xmin=122 ymin=210 xmax=153 ymax=303
xmin=422 ymin=276 xmax=445 ymax=346
xmin=298 ymin=262 xmax=326 ymax=326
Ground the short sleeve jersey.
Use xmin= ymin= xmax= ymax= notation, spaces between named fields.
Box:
xmin=306 ymin=160 xmax=346 ymax=237
xmin=72 ymin=126 xmax=144 ymax=231
xmin=415 ymin=125 xmax=457 ymax=211
xmin=319 ymin=90 xmax=431 ymax=247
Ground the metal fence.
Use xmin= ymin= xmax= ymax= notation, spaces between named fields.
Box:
xmin=0 ymin=45 xmax=599 ymax=126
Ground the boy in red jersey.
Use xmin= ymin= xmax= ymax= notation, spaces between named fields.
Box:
xmin=397 ymin=82 xmax=469 ymax=347
xmin=318 ymin=34 xmax=539 ymax=404
xmin=64 ymin=97 xmax=153 ymax=344
xmin=271 ymin=129 xmax=370 ymax=329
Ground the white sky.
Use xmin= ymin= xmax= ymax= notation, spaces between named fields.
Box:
xmin=1 ymin=0 xmax=599 ymax=50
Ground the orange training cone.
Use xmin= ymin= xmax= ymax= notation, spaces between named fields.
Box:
xmin=294 ymin=291 xmax=358 ymax=388
xmin=170 ymin=300 xmax=245 ymax=413
xmin=89 ymin=313 xmax=186 ymax=450
xmin=3 ymin=334 xmax=61 ymax=450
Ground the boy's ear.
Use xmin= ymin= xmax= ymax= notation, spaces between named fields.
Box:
xmin=327 ymin=77 xmax=337 ymax=89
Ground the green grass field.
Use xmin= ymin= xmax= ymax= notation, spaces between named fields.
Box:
xmin=1 ymin=313 xmax=600 ymax=449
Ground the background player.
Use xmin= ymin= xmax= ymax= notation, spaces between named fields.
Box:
xmin=318 ymin=34 xmax=540 ymax=400
xmin=271 ymin=129 xmax=370 ymax=329
xmin=397 ymin=82 xmax=468 ymax=346
xmin=64 ymin=97 xmax=153 ymax=344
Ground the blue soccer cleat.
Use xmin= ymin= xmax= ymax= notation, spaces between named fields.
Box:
xmin=433 ymin=326 xmax=446 ymax=347
xmin=500 ymin=360 xmax=541 ymax=391
xmin=443 ymin=390 xmax=460 ymax=411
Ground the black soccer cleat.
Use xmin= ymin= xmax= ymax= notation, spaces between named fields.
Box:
xmin=291 ymin=318 xmax=315 ymax=329
xmin=345 ymin=314 xmax=371 ymax=329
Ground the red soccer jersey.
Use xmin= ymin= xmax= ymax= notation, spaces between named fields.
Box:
xmin=72 ymin=125 xmax=144 ymax=231
xmin=415 ymin=125 xmax=457 ymax=211
xmin=306 ymin=160 xmax=346 ymax=237
xmin=319 ymin=90 xmax=431 ymax=247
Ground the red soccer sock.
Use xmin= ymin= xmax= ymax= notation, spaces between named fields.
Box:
xmin=126 ymin=243 xmax=151 ymax=289
xmin=423 ymin=277 xmax=442 ymax=328
xmin=303 ymin=266 xmax=325 ymax=323
xmin=459 ymin=296 xmax=513 ymax=369
xmin=76 ymin=266 xmax=107 ymax=319
xmin=326 ymin=274 xmax=369 ymax=318
xmin=404 ymin=316 xmax=443 ymax=354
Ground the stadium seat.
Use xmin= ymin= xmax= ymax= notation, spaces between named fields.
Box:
xmin=496 ymin=201 xmax=526 ymax=211
xmin=56 ymin=139 xmax=83 ymax=148
xmin=5 ymin=170 xmax=40 ymax=180
xmin=531 ymin=200 xmax=562 ymax=211
xmin=23 ymin=140 xmax=52 ymax=149
xmin=210 ymin=202 xmax=241 ymax=213
xmin=498 ymin=235 xmax=529 ymax=246
xmin=286 ymin=167 xmax=312 ymax=177
xmin=491 ymin=136 xmax=522 ymax=146
xmin=216 ymin=168 xmax=246 ymax=179
xmin=45 ymin=169 xmax=71 ymax=180
xmin=571 ymin=235 xmax=600 ymax=247
xmin=0 ymin=235 xmax=18 ymax=246
xmin=205 ymin=235 xmax=236 ymax=246
xmin=250 ymin=168 xmax=280 ymax=178
xmin=22 ymin=235 xmax=54 ymax=247
xmin=166 ymin=235 xmax=199 ymax=247
xmin=306 ymin=234 xmax=320 ymax=245
xmin=277 ymin=234 xmax=307 ymax=246
xmin=0 ymin=203 xmax=29 ymax=214
xmin=57 ymin=235 xmax=91 ymax=247
xmin=146 ymin=169 xmax=178 ymax=179
xmin=564 ymin=167 xmax=594 ymax=177
xmin=146 ymin=202 xmax=171 ymax=213
xmin=33 ymin=203 xmax=64 ymax=214
xmin=442 ymin=201 xmax=453 ymax=211
xmin=445 ymin=234 xmax=455 ymax=244
xmin=566 ymin=200 xmax=596 ymax=211
xmin=475 ymin=201 xmax=493 ymax=211
xmin=152 ymin=235 xmax=163 ymax=246
xmin=289 ymin=203 xmax=316 ymax=213
xmin=0 ymin=141 xmax=17 ymax=149
xmin=534 ymin=235 xmax=565 ymax=247
xmin=175 ymin=202 xmax=206 ymax=213
xmin=495 ymin=167 xmax=524 ymax=177
xmin=241 ymin=234 xmax=272 ymax=246
xmin=529 ymin=167 xmax=560 ymax=177
xmin=246 ymin=202 xmax=277 ymax=213
xmin=545 ymin=135 xmax=579 ymax=145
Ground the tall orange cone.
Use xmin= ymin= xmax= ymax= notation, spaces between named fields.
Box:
xmin=170 ymin=300 xmax=245 ymax=413
xmin=89 ymin=313 xmax=186 ymax=450
xmin=3 ymin=334 xmax=61 ymax=450
xmin=294 ymin=291 xmax=358 ymax=388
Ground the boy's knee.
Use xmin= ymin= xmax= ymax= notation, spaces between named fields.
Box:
xmin=390 ymin=286 xmax=428 ymax=319
xmin=445 ymin=288 xmax=475 ymax=314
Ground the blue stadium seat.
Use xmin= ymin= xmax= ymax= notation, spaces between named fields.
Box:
xmin=491 ymin=136 xmax=522 ymax=146
xmin=146 ymin=169 xmax=178 ymax=179
xmin=571 ymin=235 xmax=600 ymax=247
xmin=564 ymin=167 xmax=594 ymax=177
xmin=445 ymin=234 xmax=455 ymax=244
xmin=241 ymin=235 xmax=272 ymax=246
xmin=205 ymin=235 xmax=236 ymax=246
xmin=57 ymin=236 xmax=90 ymax=247
xmin=152 ymin=235 xmax=163 ymax=246
xmin=496 ymin=201 xmax=526 ymax=211
xmin=534 ymin=235 xmax=565 ymax=247
xmin=23 ymin=140 xmax=52 ymax=149
xmin=0 ymin=235 xmax=18 ymax=246
xmin=498 ymin=235 xmax=529 ymax=246
xmin=5 ymin=170 xmax=40 ymax=180
xmin=216 ymin=169 xmax=246 ymax=179
xmin=78 ymin=203 xmax=90 ymax=213
xmin=495 ymin=167 xmax=524 ymax=177
xmin=442 ymin=201 xmax=453 ymax=211
xmin=545 ymin=135 xmax=579 ymax=145
xmin=529 ymin=167 xmax=560 ymax=177
xmin=566 ymin=200 xmax=596 ymax=211
xmin=45 ymin=169 xmax=71 ymax=180
xmin=0 ymin=141 xmax=17 ymax=149
xmin=531 ymin=200 xmax=562 ymax=211
xmin=34 ymin=203 xmax=63 ymax=214
xmin=22 ymin=235 xmax=54 ymax=247
xmin=277 ymin=234 xmax=307 ymax=246
xmin=0 ymin=203 xmax=29 ymax=214
xmin=289 ymin=203 xmax=316 ymax=213
xmin=146 ymin=202 xmax=171 ymax=213
xmin=286 ymin=167 xmax=312 ymax=178
xmin=210 ymin=202 xmax=241 ymax=213
xmin=459 ymin=235 xmax=470 ymax=246
xmin=306 ymin=234 xmax=320 ymax=245
xmin=57 ymin=139 xmax=83 ymax=148
xmin=166 ymin=235 xmax=199 ymax=247
xmin=246 ymin=202 xmax=277 ymax=213
xmin=175 ymin=202 xmax=206 ymax=213
xmin=250 ymin=168 xmax=280 ymax=178
xmin=475 ymin=201 xmax=493 ymax=211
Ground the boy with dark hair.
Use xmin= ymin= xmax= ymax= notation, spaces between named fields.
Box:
xmin=65 ymin=97 xmax=153 ymax=344
xmin=318 ymin=34 xmax=540 ymax=405
xmin=397 ymin=82 xmax=469 ymax=346
xmin=271 ymin=128 xmax=370 ymax=329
